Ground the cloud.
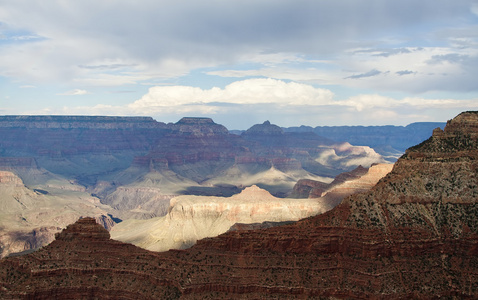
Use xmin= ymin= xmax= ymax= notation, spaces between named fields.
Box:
xmin=396 ymin=70 xmax=415 ymax=76
xmin=0 ymin=0 xmax=475 ymax=88
xmin=354 ymin=48 xmax=413 ymax=57
xmin=131 ymin=79 xmax=478 ymax=114
xmin=345 ymin=69 xmax=383 ymax=79
xmin=78 ymin=63 xmax=138 ymax=70
xmin=0 ymin=0 xmax=477 ymax=128
xmin=129 ymin=78 xmax=335 ymax=109
xmin=337 ymin=94 xmax=478 ymax=112
xmin=123 ymin=79 xmax=478 ymax=127
xmin=58 ymin=89 xmax=89 ymax=96
xmin=472 ymin=3 xmax=478 ymax=16
xmin=207 ymin=45 xmax=478 ymax=93
xmin=427 ymin=53 xmax=469 ymax=64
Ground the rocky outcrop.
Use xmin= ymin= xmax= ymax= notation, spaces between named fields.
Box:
xmin=110 ymin=185 xmax=333 ymax=252
xmin=292 ymin=165 xmax=369 ymax=198
xmin=0 ymin=171 xmax=23 ymax=185
xmin=174 ymin=117 xmax=229 ymax=136
xmin=0 ymin=115 xmax=388 ymax=202
xmin=0 ymin=116 xmax=172 ymax=190
xmin=0 ymin=115 xmax=169 ymax=156
xmin=242 ymin=120 xmax=283 ymax=137
xmin=0 ymin=217 xmax=182 ymax=299
xmin=293 ymin=163 xmax=394 ymax=202
xmin=0 ymin=171 xmax=116 ymax=258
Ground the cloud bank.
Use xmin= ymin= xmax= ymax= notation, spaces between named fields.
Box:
xmin=123 ymin=79 xmax=478 ymax=128
xmin=130 ymin=78 xmax=334 ymax=108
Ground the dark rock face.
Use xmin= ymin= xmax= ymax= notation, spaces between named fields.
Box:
xmin=0 ymin=218 xmax=182 ymax=299
xmin=186 ymin=112 xmax=478 ymax=298
xmin=0 ymin=112 xmax=477 ymax=299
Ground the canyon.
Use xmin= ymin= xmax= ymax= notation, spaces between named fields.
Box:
xmin=0 ymin=111 xmax=476 ymax=298
xmin=0 ymin=115 xmax=393 ymax=257
xmin=111 ymin=164 xmax=392 ymax=252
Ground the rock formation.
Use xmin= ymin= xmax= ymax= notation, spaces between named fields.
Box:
xmin=0 ymin=171 xmax=115 ymax=258
xmin=110 ymin=157 xmax=390 ymax=252
xmin=0 ymin=112 xmax=476 ymax=298
xmin=293 ymin=163 xmax=394 ymax=202
xmin=284 ymin=121 xmax=446 ymax=156
xmin=124 ymin=118 xmax=389 ymax=198
xmin=111 ymin=164 xmax=392 ymax=253
xmin=0 ymin=217 xmax=182 ymax=299
xmin=110 ymin=185 xmax=334 ymax=252
xmin=0 ymin=115 xmax=392 ymax=255
xmin=0 ymin=115 xmax=388 ymax=201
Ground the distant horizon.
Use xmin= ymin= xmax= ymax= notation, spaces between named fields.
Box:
xmin=0 ymin=113 xmax=448 ymax=131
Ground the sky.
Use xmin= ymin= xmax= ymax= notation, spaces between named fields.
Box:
xmin=1 ymin=1 xmax=478 ymax=129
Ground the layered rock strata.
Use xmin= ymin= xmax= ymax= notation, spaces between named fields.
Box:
xmin=110 ymin=185 xmax=334 ymax=252
xmin=1 ymin=113 xmax=476 ymax=298
xmin=293 ymin=164 xmax=394 ymax=202
xmin=111 ymin=163 xmax=392 ymax=253
xmin=0 ymin=218 xmax=182 ymax=299
xmin=284 ymin=121 xmax=446 ymax=153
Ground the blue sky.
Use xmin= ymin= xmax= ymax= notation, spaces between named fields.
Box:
xmin=1 ymin=0 xmax=478 ymax=129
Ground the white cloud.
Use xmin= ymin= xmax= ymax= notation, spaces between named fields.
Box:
xmin=129 ymin=78 xmax=335 ymax=109
xmin=131 ymin=79 xmax=478 ymax=114
xmin=336 ymin=94 xmax=478 ymax=112
xmin=58 ymin=89 xmax=89 ymax=96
